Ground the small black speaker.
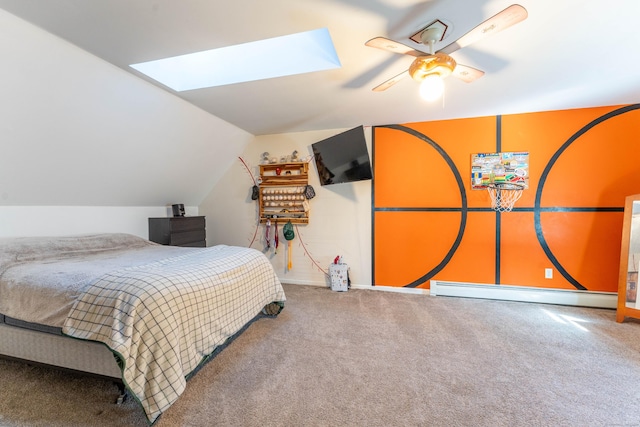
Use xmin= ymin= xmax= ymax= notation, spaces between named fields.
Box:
xmin=172 ymin=204 xmax=185 ymax=217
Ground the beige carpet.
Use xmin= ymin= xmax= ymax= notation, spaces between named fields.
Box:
xmin=2 ymin=283 xmax=640 ymax=426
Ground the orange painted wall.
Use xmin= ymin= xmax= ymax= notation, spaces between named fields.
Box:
xmin=373 ymin=104 xmax=640 ymax=291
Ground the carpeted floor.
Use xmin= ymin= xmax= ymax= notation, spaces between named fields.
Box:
xmin=2 ymin=283 xmax=640 ymax=426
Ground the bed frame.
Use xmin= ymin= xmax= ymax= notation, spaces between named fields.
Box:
xmin=0 ymin=303 xmax=281 ymax=381
xmin=0 ymin=314 xmax=121 ymax=379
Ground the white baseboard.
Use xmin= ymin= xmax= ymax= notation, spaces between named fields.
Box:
xmin=279 ymin=279 xmax=327 ymax=287
xmin=279 ymin=279 xmax=430 ymax=295
xmin=353 ymin=284 xmax=429 ymax=295
xmin=280 ymin=279 xmax=615 ymax=308
xmin=430 ymin=280 xmax=617 ymax=309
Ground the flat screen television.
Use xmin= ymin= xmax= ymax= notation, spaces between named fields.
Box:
xmin=311 ymin=125 xmax=372 ymax=186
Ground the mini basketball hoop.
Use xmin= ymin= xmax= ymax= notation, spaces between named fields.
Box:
xmin=487 ymin=182 xmax=524 ymax=212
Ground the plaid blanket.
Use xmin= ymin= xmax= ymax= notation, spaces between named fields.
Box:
xmin=62 ymin=245 xmax=285 ymax=424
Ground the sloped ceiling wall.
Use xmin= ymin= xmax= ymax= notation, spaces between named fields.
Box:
xmin=0 ymin=9 xmax=253 ymax=207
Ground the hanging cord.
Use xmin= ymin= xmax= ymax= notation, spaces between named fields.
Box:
xmin=274 ymin=218 xmax=279 ymax=254
xmin=238 ymin=156 xmax=257 ymax=186
xmin=294 ymin=224 xmax=329 ymax=277
xmin=238 ymin=156 xmax=261 ymax=247
xmin=265 ymin=219 xmax=271 ymax=248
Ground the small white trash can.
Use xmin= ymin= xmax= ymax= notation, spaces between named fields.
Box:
xmin=329 ymin=264 xmax=349 ymax=292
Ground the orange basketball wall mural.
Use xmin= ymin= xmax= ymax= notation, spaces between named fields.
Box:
xmin=373 ymin=104 xmax=640 ymax=292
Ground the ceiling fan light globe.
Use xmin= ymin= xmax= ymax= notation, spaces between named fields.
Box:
xmin=409 ymin=53 xmax=456 ymax=82
xmin=419 ymin=74 xmax=444 ymax=101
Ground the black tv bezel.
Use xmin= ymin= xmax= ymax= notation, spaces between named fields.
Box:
xmin=311 ymin=125 xmax=372 ymax=186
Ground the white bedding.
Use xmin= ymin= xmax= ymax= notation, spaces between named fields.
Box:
xmin=0 ymin=233 xmax=197 ymax=327
xmin=0 ymin=233 xmax=286 ymax=424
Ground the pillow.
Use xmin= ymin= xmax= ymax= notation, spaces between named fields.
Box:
xmin=0 ymin=233 xmax=154 ymax=269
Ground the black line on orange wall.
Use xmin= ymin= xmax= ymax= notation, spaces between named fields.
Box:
xmin=375 ymin=207 xmax=622 ymax=212
xmin=534 ymin=103 xmax=640 ymax=290
xmin=495 ymin=115 xmax=502 ymax=284
xmin=376 ymin=207 xmax=486 ymax=212
xmin=496 ymin=115 xmax=502 ymax=152
xmin=376 ymin=124 xmax=468 ymax=288
xmin=495 ymin=212 xmax=502 ymax=284
xmin=535 ymin=207 xmax=623 ymax=212
xmin=371 ymin=127 xmax=377 ymax=287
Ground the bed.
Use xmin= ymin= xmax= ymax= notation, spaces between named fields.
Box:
xmin=0 ymin=233 xmax=286 ymax=424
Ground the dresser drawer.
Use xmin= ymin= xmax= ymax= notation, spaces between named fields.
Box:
xmin=179 ymin=240 xmax=206 ymax=248
xmin=169 ymin=230 xmax=206 ymax=246
xmin=148 ymin=216 xmax=206 ymax=246
xmin=168 ymin=216 xmax=205 ymax=232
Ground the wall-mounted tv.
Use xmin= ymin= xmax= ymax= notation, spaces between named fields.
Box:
xmin=311 ymin=125 xmax=372 ymax=186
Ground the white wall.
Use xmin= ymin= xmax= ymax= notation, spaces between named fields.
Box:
xmin=0 ymin=205 xmax=198 ymax=238
xmin=200 ymin=128 xmax=372 ymax=288
xmin=0 ymin=9 xmax=252 ymax=237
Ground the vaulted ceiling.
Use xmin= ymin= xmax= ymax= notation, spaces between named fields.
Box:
xmin=1 ymin=0 xmax=639 ymax=136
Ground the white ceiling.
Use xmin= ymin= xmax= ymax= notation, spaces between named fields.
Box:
xmin=1 ymin=0 xmax=639 ymax=136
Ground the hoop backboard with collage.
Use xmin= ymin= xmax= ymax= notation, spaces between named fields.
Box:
xmin=471 ymin=151 xmax=529 ymax=190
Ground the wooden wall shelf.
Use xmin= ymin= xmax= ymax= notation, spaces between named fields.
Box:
xmin=259 ymin=162 xmax=308 ymax=185
xmin=258 ymin=162 xmax=310 ymax=224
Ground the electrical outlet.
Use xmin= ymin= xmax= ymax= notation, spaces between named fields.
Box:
xmin=545 ymin=268 xmax=553 ymax=279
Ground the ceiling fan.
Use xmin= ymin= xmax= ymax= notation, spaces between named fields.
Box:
xmin=365 ymin=4 xmax=528 ymax=100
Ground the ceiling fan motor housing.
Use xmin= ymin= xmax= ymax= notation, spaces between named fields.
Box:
xmin=409 ymin=53 xmax=457 ymax=82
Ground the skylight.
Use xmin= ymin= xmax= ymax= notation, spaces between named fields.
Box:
xmin=130 ymin=28 xmax=341 ymax=92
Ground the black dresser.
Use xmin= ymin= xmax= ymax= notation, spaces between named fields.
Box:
xmin=148 ymin=216 xmax=206 ymax=247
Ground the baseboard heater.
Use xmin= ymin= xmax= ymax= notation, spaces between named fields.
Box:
xmin=430 ymin=280 xmax=617 ymax=309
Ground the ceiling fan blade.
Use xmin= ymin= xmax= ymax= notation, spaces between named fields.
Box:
xmin=365 ymin=37 xmax=425 ymax=57
xmin=452 ymin=64 xmax=485 ymax=83
xmin=372 ymin=70 xmax=410 ymax=92
xmin=438 ymin=4 xmax=528 ymax=55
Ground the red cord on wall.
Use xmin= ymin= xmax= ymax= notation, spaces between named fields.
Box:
xmin=295 ymin=224 xmax=329 ymax=277
xmin=238 ymin=157 xmax=261 ymax=247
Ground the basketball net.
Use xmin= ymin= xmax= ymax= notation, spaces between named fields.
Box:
xmin=487 ymin=183 xmax=524 ymax=212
